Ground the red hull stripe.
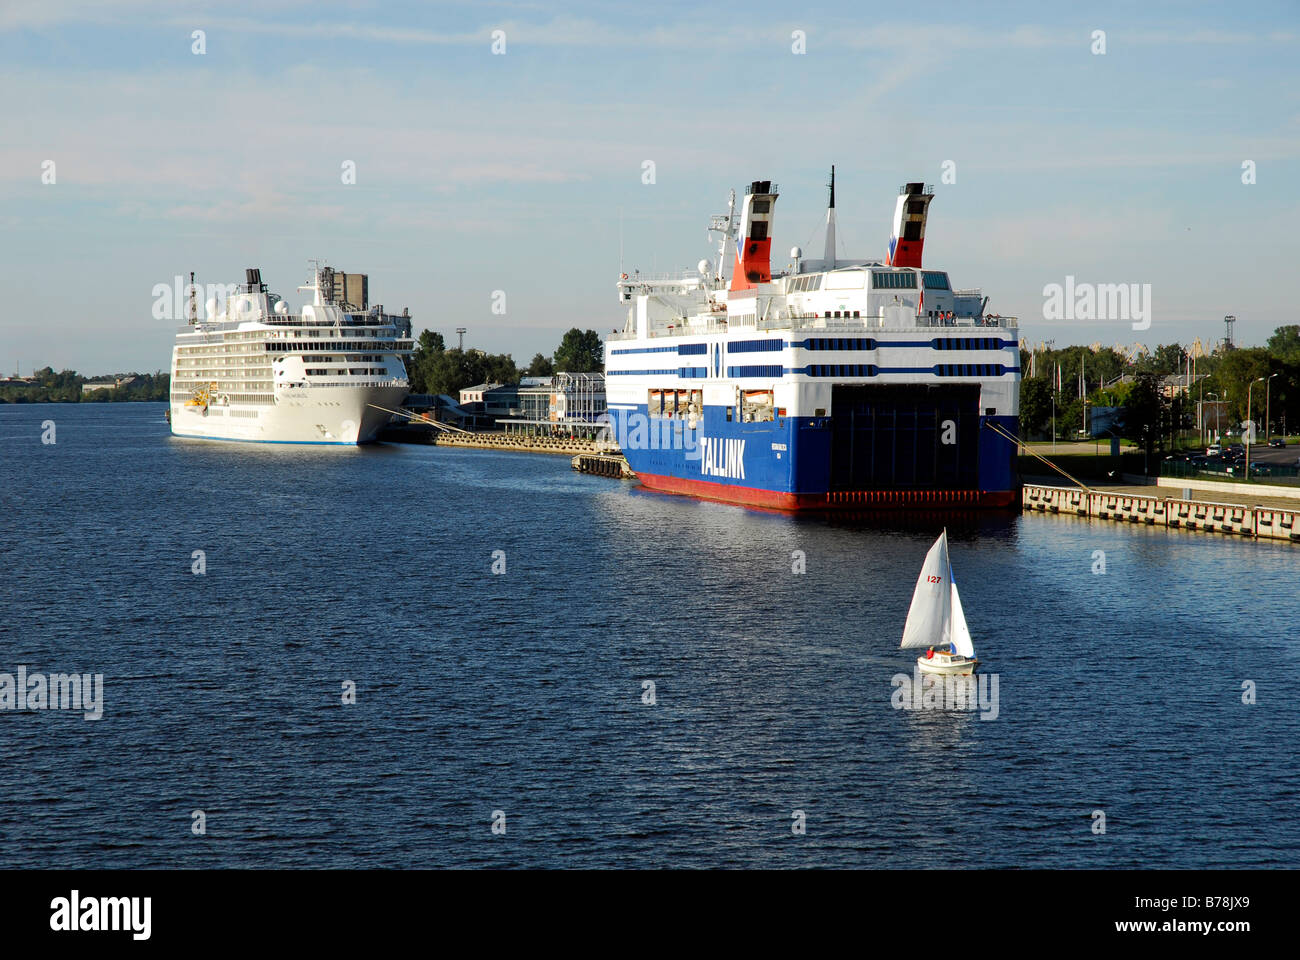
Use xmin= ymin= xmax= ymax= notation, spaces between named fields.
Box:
xmin=635 ymin=473 xmax=1018 ymax=511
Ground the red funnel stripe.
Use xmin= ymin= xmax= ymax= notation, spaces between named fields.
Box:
xmin=731 ymin=238 xmax=772 ymax=291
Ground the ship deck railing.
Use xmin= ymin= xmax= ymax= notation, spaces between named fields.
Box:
xmin=608 ymin=314 xmax=1016 ymax=340
xmin=294 ymin=377 xmax=409 ymax=388
xmin=177 ymin=314 xmax=409 ymax=333
xmin=759 ymin=314 xmax=1017 ymax=331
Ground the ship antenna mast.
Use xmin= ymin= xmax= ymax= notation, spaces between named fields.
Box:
xmin=823 ymin=165 xmax=837 ymax=269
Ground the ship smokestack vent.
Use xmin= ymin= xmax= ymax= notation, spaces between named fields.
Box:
xmin=730 ymin=178 xmax=779 ymax=291
xmin=887 ymin=182 xmax=935 ymax=268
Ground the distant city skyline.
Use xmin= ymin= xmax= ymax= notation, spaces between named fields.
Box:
xmin=2 ymin=0 xmax=1297 ymax=373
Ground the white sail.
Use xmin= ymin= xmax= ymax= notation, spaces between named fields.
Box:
xmin=949 ymin=573 xmax=975 ymax=658
xmin=900 ymin=531 xmax=952 ymax=649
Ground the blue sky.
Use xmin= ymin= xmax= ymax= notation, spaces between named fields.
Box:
xmin=1 ymin=0 xmax=1297 ymax=373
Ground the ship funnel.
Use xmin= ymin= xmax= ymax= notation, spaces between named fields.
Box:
xmin=730 ymin=180 xmax=778 ymax=291
xmin=885 ymin=182 xmax=934 ymax=269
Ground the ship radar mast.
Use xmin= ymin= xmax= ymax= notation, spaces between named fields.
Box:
xmin=707 ymin=189 xmax=738 ymax=284
xmin=300 ymin=259 xmax=328 ymax=306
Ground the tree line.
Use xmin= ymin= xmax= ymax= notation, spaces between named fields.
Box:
xmin=406 ymin=327 xmax=604 ymax=397
xmin=0 ymin=368 xmax=170 ymax=403
xmin=1019 ymin=325 xmax=1300 ymax=452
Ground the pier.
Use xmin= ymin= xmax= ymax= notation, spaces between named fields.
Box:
xmin=1022 ymin=483 xmax=1300 ymax=543
xmin=571 ymin=453 xmax=634 ymax=478
xmin=378 ymin=422 xmax=603 ymax=455
xmin=373 ymin=401 xmax=607 ymax=455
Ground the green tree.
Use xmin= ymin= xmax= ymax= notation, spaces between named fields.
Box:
xmin=427 ymin=348 xmax=519 ymax=397
xmin=408 ymin=330 xmax=446 ymax=394
xmin=1119 ymin=372 xmax=1163 ymax=468
xmin=1140 ymin=343 xmax=1186 ymax=377
xmin=1266 ymin=325 xmax=1300 ymax=363
xmin=526 ymin=353 xmax=554 ymax=377
xmin=1055 ymin=394 xmax=1085 ymax=440
xmin=1019 ymin=377 xmax=1052 ymax=438
xmin=1209 ymin=347 xmax=1271 ymax=424
xmin=553 ymin=328 xmax=603 ymax=373
xmin=483 ymin=352 xmax=521 ymax=385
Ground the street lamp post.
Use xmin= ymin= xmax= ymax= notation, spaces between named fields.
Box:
xmin=1198 ymin=371 xmax=1204 ymax=447
xmin=1246 ymin=376 xmax=1265 ymax=479
xmin=1205 ymin=391 xmax=1219 ymax=448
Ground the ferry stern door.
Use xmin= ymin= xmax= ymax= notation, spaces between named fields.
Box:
xmin=827 ymin=383 xmax=980 ymax=494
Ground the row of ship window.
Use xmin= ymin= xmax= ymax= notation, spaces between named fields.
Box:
xmin=784 ymin=271 xmax=950 ymax=291
xmin=266 ymin=342 xmax=395 ymax=352
xmin=610 ymin=364 xmax=1009 ymax=378
xmin=171 ymin=393 xmax=275 ymax=403
xmin=218 ymin=330 xmax=391 ymax=341
xmin=303 ymin=368 xmax=390 ymax=376
xmin=616 ymin=337 xmax=1008 ymax=355
xmin=726 ymin=365 xmax=1009 ymax=378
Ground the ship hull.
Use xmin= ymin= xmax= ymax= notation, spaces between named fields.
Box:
xmin=634 ymin=472 xmax=1017 ymax=511
xmin=169 ymin=384 xmax=406 ymax=445
xmin=614 ymin=403 xmax=1020 ymax=512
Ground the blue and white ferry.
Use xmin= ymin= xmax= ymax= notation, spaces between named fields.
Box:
xmin=603 ymin=171 xmax=1020 ymax=510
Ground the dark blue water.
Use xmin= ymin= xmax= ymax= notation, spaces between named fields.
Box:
xmin=1 ymin=403 xmax=1296 ymax=868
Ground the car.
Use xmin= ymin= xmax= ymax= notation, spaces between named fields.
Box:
xmin=1228 ymin=443 xmax=1245 ymax=453
xmin=1268 ymin=438 xmax=1287 ymax=448
xmin=1206 ymin=444 xmax=1222 ymax=455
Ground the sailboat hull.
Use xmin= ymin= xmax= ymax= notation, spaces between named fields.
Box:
xmin=917 ymin=654 xmax=979 ymax=676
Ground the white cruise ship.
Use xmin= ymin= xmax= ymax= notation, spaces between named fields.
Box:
xmin=169 ymin=265 xmax=413 ymax=444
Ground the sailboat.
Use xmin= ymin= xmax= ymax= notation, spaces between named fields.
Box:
xmin=900 ymin=529 xmax=980 ymax=676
